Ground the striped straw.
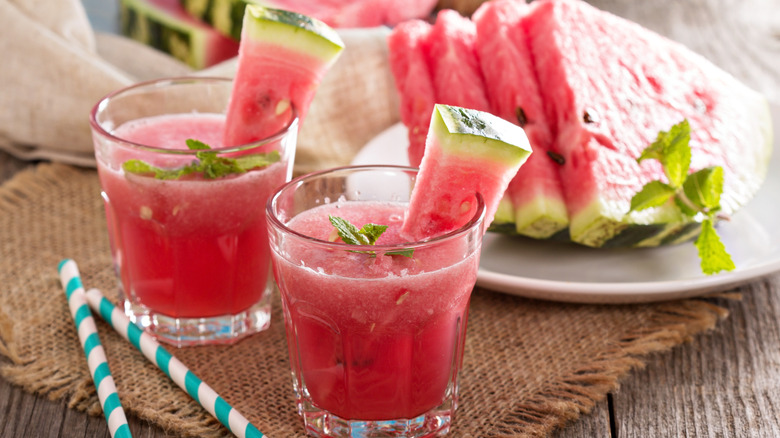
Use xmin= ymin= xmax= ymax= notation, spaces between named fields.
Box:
xmin=82 ymin=287 xmax=265 ymax=438
xmin=57 ymin=259 xmax=132 ymax=438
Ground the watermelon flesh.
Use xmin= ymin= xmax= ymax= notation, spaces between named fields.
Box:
xmin=387 ymin=20 xmax=437 ymax=168
xmin=525 ymin=0 xmax=772 ymax=246
xmin=222 ymin=5 xmax=344 ymax=147
xmin=424 ymin=10 xmax=492 ymax=115
xmin=119 ymin=0 xmax=240 ymax=69
xmin=402 ymin=104 xmax=533 ymax=241
xmin=473 ymin=0 xmax=568 ymax=238
xmin=388 ymin=0 xmax=772 ymax=248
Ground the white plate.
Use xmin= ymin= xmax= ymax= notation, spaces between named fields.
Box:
xmin=353 ymin=106 xmax=780 ymax=303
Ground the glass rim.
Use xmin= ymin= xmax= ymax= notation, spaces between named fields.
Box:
xmin=266 ymin=164 xmax=487 ymax=250
xmin=89 ymin=76 xmax=299 ymax=156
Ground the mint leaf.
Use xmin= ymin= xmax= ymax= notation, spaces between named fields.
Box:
xmin=638 ymin=119 xmax=691 ymax=187
xmin=328 ymin=215 xmax=414 ymax=258
xmin=329 ymin=215 xmax=371 ymax=245
xmin=122 ymin=139 xmax=280 ymax=180
xmin=629 ymin=180 xmax=676 ymax=212
xmin=630 ymin=120 xmax=733 ymax=275
xmin=185 ymin=138 xmax=211 ymax=150
xmin=682 ymin=166 xmax=724 ymax=211
xmin=695 ymin=219 xmax=735 ymax=275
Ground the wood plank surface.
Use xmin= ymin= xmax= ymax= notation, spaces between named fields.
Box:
xmin=2 ymin=0 xmax=780 ymax=436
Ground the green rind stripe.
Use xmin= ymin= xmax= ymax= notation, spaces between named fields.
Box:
xmin=433 ymin=104 xmax=532 ymax=166
xmin=243 ymin=4 xmax=344 ymax=63
xmin=119 ymin=0 xmax=207 ymax=68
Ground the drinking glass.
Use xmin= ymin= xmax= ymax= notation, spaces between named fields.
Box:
xmin=90 ymin=77 xmax=298 ymax=346
xmin=266 ymin=165 xmax=485 ymax=437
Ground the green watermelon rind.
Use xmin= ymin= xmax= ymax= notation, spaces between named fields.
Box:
xmin=181 ymin=0 xmax=265 ymax=41
xmin=433 ymin=104 xmax=532 ymax=165
xmin=242 ymin=4 xmax=344 ymax=63
xmin=120 ymin=0 xmax=209 ymax=68
xmin=534 ymin=88 xmax=773 ymax=249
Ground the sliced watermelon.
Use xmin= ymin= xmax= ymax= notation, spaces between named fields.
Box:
xmin=222 ymin=5 xmax=344 ymax=147
xmin=473 ymin=0 xmax=568 ymax=239
xmin=180 ymin=0 xmax=438 ymax=38
xmin=387 ymin=20 xmax=437 ymax=168
xmin=119 ymin=0 xmax=239 ymax=69
xmin=525 ymin=0 xmax=772 ymax=247
xmin=424 ymin=10 xmax=491 ymax=115
xmin=402 ymin=104 xmax=533 ymax=241
xmin=180 ymin=0 xmax=262 ymax=40
xmin=388 ymin=0 xmax=772 ymax=249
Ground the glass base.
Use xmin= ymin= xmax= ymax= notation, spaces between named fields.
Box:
xmin=297 ymin=395 xmax=456 ymax=438
xmin=122 ymin=293 xmax=272 ymax=347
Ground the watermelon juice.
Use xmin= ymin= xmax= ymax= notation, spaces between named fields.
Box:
xmin=267 ymin=166 xmax=485 ymax=436
xmin=90 ymin=78 xmax=297 ymax=346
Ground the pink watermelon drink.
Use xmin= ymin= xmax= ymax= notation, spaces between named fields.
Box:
xmin=267 ymin=105 xmax=531 ymax=437
xmin=267 ymin=166 xmax=484 ymax=436
xmin=90 ymin=77 xmax=298 ymax=346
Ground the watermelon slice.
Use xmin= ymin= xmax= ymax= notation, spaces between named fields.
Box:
xmin=402 ymin=104 xmax=533 ymax=241
xmin=387 ymin=19 xmax=437 ymax=168
xmin=119 ymin=0 xmax=239 ymax=69
xmin=222 ymin=5 xmax=344 ymax=147
xmin=388 ymin=0 xmax=772 ymax=248
xmin=424 ymin=10 xmax=491 ymax=115
xmin=473 ymin=0 xmax=569 ymax=239
xmin=180 ymin=0 xmax=438 ymax=39
xmin=525 ymin=0 xmax=772 ymax=247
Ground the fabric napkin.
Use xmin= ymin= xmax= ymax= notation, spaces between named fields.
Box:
xmin=0 ymin=0 xmax=401 ymax=174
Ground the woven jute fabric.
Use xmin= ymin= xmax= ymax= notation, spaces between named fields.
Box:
xmin=0 ymin=163 xmax=730 ymax=437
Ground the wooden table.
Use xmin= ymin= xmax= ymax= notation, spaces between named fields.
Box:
xmin=2 ymin=0 xmax=779 ymax=436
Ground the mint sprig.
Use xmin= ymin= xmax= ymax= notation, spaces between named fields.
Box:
xmin=328 ymin=215 xmax=414 ymax=258
xmin=629 ymin=120 xmax=734 ymax=275
xmin=122 ymin=139 xmax=280 ymax=180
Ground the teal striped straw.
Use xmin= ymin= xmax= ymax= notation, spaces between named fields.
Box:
xmin=57 ymin=259 xmax=132 ymax=438
xmin=82 ymin=287 xmax=265 ymax=438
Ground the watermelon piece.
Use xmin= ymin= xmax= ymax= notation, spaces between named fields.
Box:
xmin=323 ymin=0 xmax=439 ymax=29
xmin=387 ymin=20 xmax=437 ymax=168
xmin=473 ymin=0 xmax=568 ymax=238
xmin=424 ymin=10 xmax=491 ymax=115
xmin=180 ymin=0 xmax=438 ymax=38
xmin=119 ymin=0 xmax=239 ymax=69
xmin=402 ymin=104 xmax=533 ymax=241
xmin=525 ymin=0 xmax=772 ymax=247
xmin=222 ymin=5 xmax=344 ymax=147
xmin=388 ymin=0 xmax=772 ymax=249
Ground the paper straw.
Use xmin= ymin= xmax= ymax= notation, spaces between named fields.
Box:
xmin=82 ymin=287 xmax=265 ymax=438
xmin=57 ymin=259 xmax=132 ymax=438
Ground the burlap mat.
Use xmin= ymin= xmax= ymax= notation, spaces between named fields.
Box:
xmin=0 ymin=163 xmax=730 ymax=437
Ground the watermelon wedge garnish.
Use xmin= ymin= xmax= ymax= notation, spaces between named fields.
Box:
xmin=222 ymin=5 xmax=344 ymax=147
xmin=402 ymin=104 xmax=533 ymax=241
